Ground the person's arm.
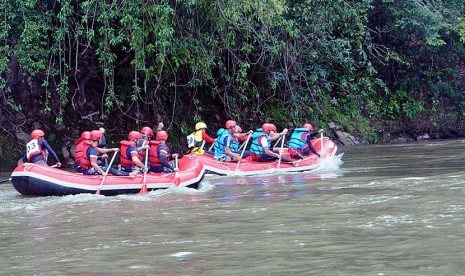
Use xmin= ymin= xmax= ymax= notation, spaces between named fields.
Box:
xmin=202 ymin=129 xmax=216 ymax=144
xmin=309 ymin=129 xmax=324 ymax=139
xmin=98 ymin=147 xmax=119 ymax=154
xmin=259 ymin=136 xmax=280 ymax=158
xmin=89 ymin=149 xmax=106 ymax=175
xmin=130 ymin=149 xmax=147 ymax=171
xmin=40 ymin=140 xmax=61 ymax=166
xmin=224 ymin=136 xmax=241 ymax=160
xmin=234 ymin=130 xmax=253 ymax=142
xmin=263 ymin=146 xmax=280 ymax=158
xmin=306 ymin=135 xmax=321 ymax=157
xmin=158 ymin=147 xmax=175 ymax=171
xmin=269 ymin=128 xmax=288 ymax=141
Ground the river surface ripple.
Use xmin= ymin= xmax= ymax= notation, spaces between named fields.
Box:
xmin=1 ymin=139 xmax=465 ymax=275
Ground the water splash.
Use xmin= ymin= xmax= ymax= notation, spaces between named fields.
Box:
xmin=312 ymin=153 xmax=344 ymax=172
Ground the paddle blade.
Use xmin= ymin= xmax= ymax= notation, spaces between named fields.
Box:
xmin=95 ymin=189 xmax=101 ymax=195
xmin=139 ymin=183 xmax=148 ymax=195
xmin=174 ymin=177 xmax=180 ymax=187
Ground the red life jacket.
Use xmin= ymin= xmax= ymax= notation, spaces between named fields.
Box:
xmin=79 ymin=141 xmax=93 ymax=170
xmin=120 ymin=140 xmax=136 ymax=168
xmin=148 ymin=140 xmax=163 ymax=167
xmin=74 ymin=139 xmax=89 ymax=164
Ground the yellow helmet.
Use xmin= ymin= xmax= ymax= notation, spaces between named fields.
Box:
xmin=195 ymin=122 xmax=207 ymax=130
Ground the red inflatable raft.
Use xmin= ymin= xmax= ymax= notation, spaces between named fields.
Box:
xmin=10 ymin=155 xmax=205 ymax=196
xmin=192 ymin=137 xmax=338 ymax=176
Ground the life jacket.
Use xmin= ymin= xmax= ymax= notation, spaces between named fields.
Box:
xmin=74 ymin=139 xmax=89 ymax=164
xmin=193 ymin=129 xmax=204 ymax=147
xmin=26 ymin=139 xmax=48 ymax=162
xmin=250 ymin=129 xmax=270 ymax=155
xmin=187 ymin=129 xmax=206 ymax=154
xmin=136 ymin=139 xmax=149 ymax=160
xmin=120 ymin=140 xmax=137 ymax=168
xmin=80 ymin=141 xmax=93 ymax=170
xmin=230 ymin=135 xmax=240 ymax=153
xmin=213 ymin=128 xmax=232 ymax=158
xmin=289 ymin=128 xmax=310 ymax=149
xmin=149 ymin=140 xmax=170 ymax=167
xmin=216 ymin=128 xmax=239 ymax=152
xmin=288 ymin=128 xmax=310 ymax=156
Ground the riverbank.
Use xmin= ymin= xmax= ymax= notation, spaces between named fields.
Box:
xmin=2 ymin=118 xmax=465 ymax=173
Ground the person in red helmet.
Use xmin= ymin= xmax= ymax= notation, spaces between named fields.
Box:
xmin=289 ymin=123 xmax=324 ymax=159
xmin=213 ymin=120 xmax=243 ymax=162
xmin=137 ymin=126 xmax=154 ymax=161
xmin=80 ymin=130 xmax=130 ymax=176
xmin=120 ymin=131 xmax=149 ymax=174
xmin=149 ymin=130 xmax=179 ymax=173
xmin=22 ymin=129 xmax=61 ymax=167
xmin=250 ymin=123 xmax=297 ymax=165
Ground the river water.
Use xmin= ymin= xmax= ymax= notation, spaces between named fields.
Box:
xmin=1 ymin=139 xmax=465 ymax=275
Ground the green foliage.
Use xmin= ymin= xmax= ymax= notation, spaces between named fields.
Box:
xmin=0 ymin=0 xmax=464 ymax=151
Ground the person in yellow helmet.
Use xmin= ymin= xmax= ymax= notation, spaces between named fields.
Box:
xmin=186 ymin=122 xmax=216 ymax=155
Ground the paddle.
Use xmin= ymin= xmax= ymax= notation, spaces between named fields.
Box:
xmin=174 ymin=154 xmax=180 ymax=186
xmin=277 ymin=135 xmax=286 ymax=169
xmin=320 ymin=131 xmax=324 ymax=158
xmin=95 ymin=151 xmax=118 ymax=195
xmin=234 ymin=134 xmax=252 ymax=173
xmin=207 ymin=140 xmax=214 ymax=152
xmin=0 ymin=178 xmax=11 ymax=184
xmin=139 ymin=147 xmax=149 ymax=195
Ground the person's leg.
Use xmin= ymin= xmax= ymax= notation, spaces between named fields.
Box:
xmin=255 ymin=154 xmax=278 ymax=162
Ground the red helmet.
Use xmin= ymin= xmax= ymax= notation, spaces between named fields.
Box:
xmin=236 ymin=126 xmax=243 ymax=133
xmin=261 ymin=123 xmax=271 ymax=133
xmin=90 ymin=130 xmax=102 ymax=141
xmin=225 ymin=120 xmax=237 ymax=129
xmin=128 ymin=131 xmax=142 ymax=141
xmin=80 ymin=131 xmax=91 ymax=140
xmin=140 ymin=126 xmax=154 ymax=137
xmin=262 ymin=123 xmax=277 ymax=133
xmin=30 ymin=129 xmax=45 ymax=139
xmin=156 ymin=130 xmax=168 ymax=141
xmin=303 ymin=123 xmax=314 ymax=131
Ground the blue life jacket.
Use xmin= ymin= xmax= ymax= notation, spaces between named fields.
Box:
xmin=214 ymin=128 xmax=232 ymax=158
xmin=230 ymin=137 xmax=240 ymax=153
xmin=289 ymin=128 xmax=310 ymax=150
xmin=250 ymin=128 xmax=270 ymax=155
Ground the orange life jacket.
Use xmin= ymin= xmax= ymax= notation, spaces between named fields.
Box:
xmin=148 ymin=140 xmax=163 ymax=167
xmin=74 ymin=139 xmax=89 ymax=164
xmin=79 ymin=141 xmax=93 ymax=170
xmin=120 ymin=140 xmax=136 ymax=168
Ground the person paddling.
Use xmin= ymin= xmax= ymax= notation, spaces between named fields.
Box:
xmin=23 ymin=129 xmax=61 ymax=167
xmin=120 ymin=131 xmax=149 ymax=174
xmin=231 ymin=125 xmax=253 ymax=158
xmin=80 ymin=130 xmax=134 ymax=177
xmin=149 ymin=131 xmax=179 ymax=173
xmin=213 ymin=120 xmax=244 ymax=162
xmin=289 ymin=123 xmax=324 ymax=159
xmin=250 ymin=123 xmax=298 ymax=166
